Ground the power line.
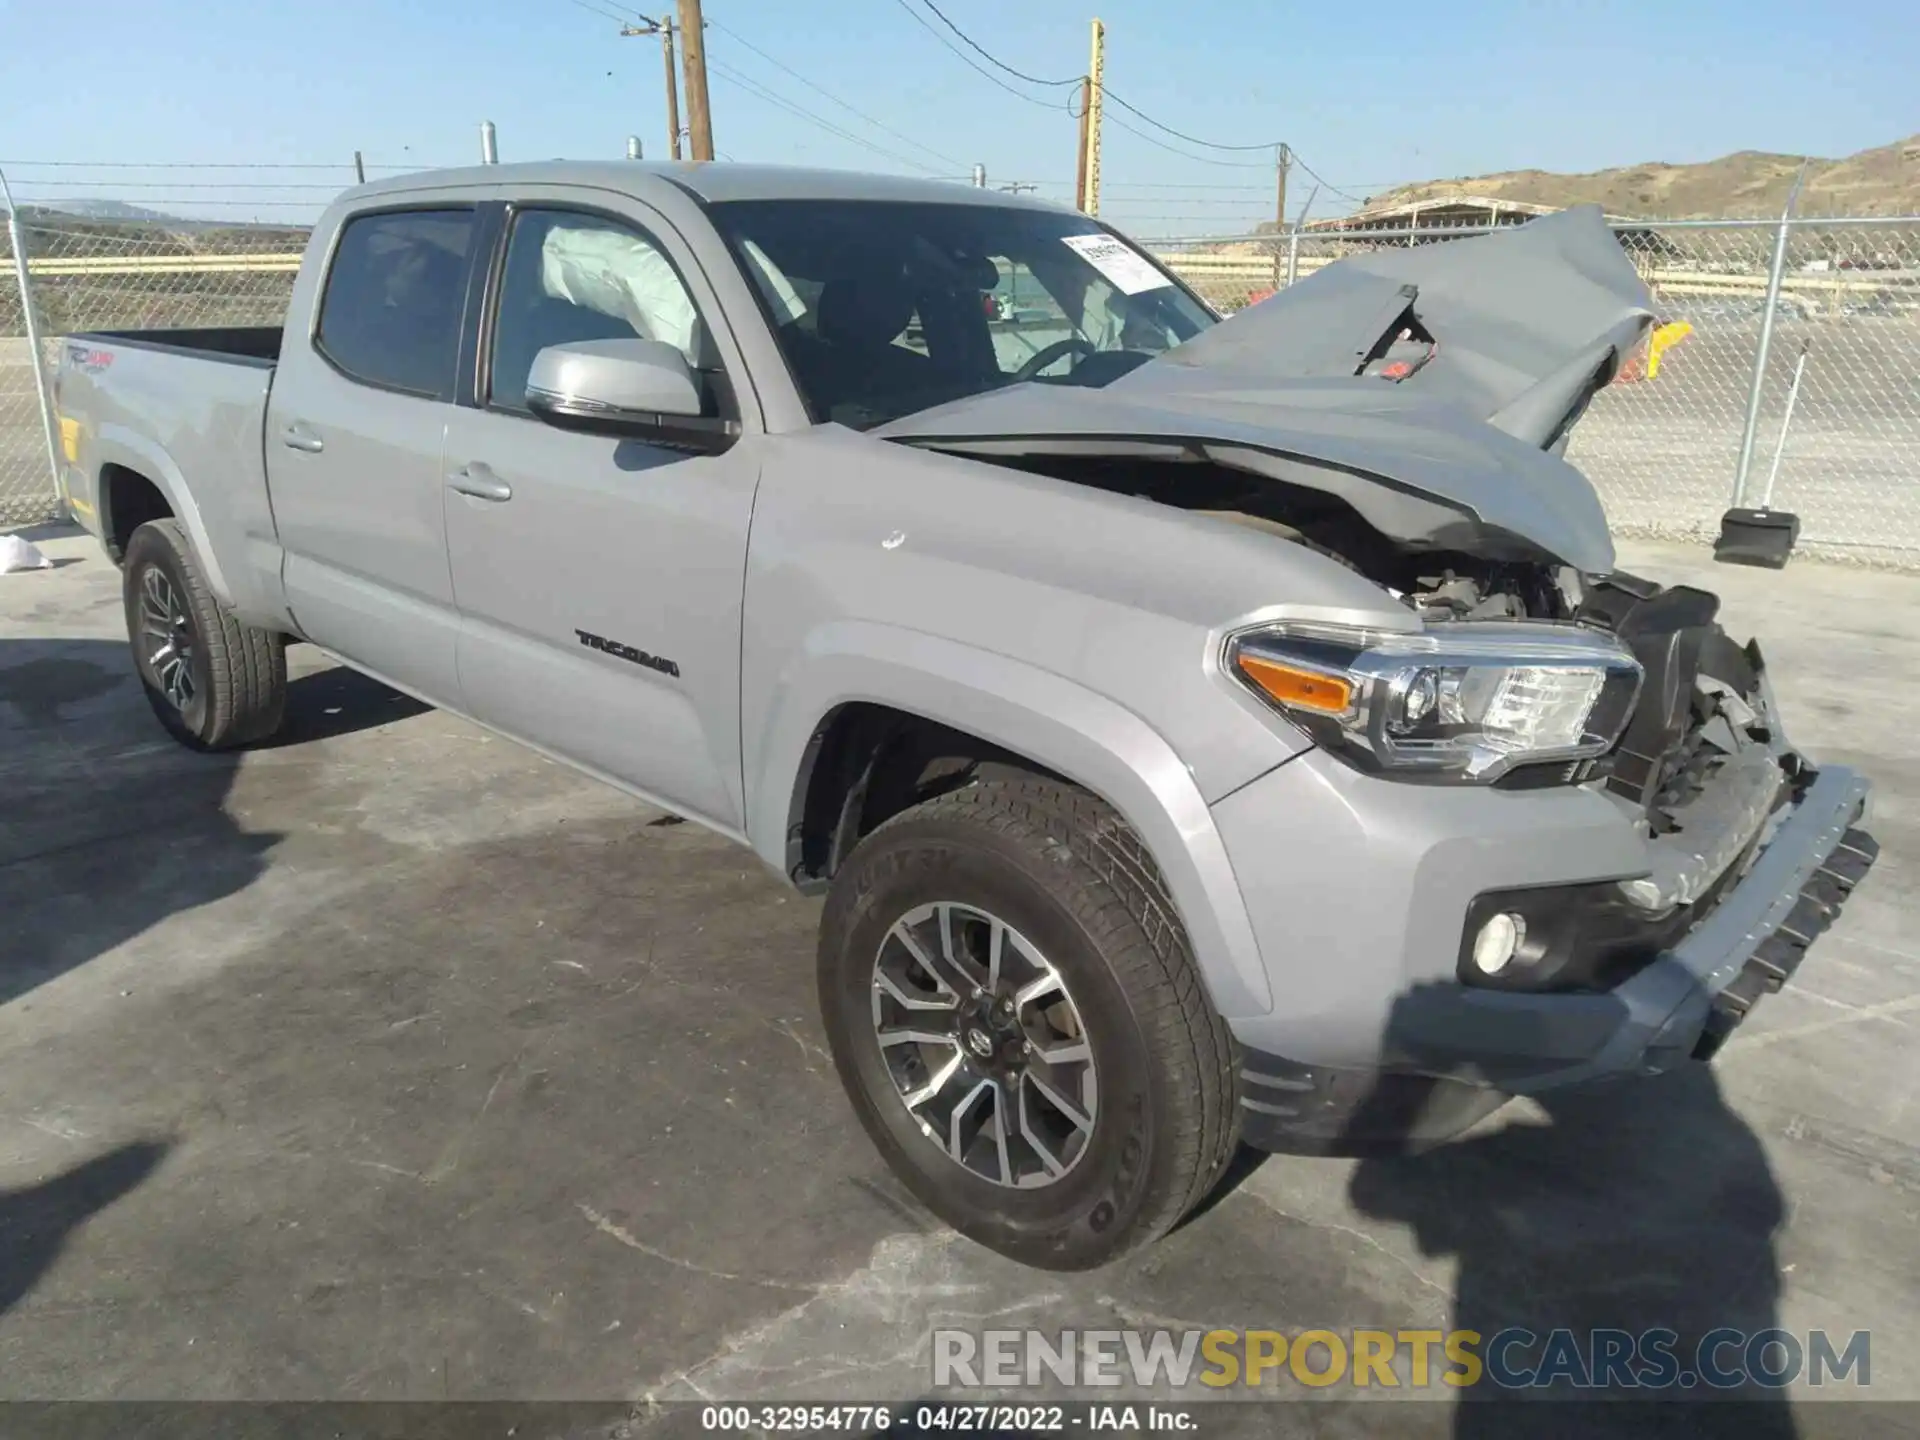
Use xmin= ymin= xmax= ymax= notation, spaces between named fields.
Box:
xmin=0 ymin=159 xmax=411 ymax=171
xmin=567 ymin=0 xmax=667 ymax=24
xmin=1102 ymin=111 xmax=1272 ymax=170
xmin=886 ymin=0 xmax=1075 ymax=111
xmin=11 ymin=197 xmax=327 ymax=210
xmin=706 ymin=15 xmax=964 ymax=169
xmin=704 ymin=57 xmax=949 ymax=175
xmin=1099 ymin=197 xmax=1276 ymax=208
xmin=13 ymin=179 xmax=358 ymax=191
xmin=563 ymin=0 xmax=643 ymax=25
xmin=1100 ymin=181 xmax=1274 ymax=193
xmin=909 ymin=0 xmax=1082 ymax=87
xmin=1083 ymin=66 xmax=1382 ymax=206
xmin=878 ymin=3 xmax=1374 ymax=210
xmin=1098 ymin=87 xmax=1278 ymax=153
xmin=1287 ymin=151 xmax=1373 ymax=205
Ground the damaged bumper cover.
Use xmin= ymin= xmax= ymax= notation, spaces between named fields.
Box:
xmin=1475 ymin=760 xmax=1874 ymax=1085
xmin=1235 ymin=762 xmax=1875 ymax=1153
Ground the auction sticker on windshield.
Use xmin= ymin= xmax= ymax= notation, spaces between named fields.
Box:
xmin=1062 ymin=234 xmax=1172 ymax=295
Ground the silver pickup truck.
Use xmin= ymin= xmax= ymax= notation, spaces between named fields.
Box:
xmin=54 ymin=162 xmax=1875 ymax=1270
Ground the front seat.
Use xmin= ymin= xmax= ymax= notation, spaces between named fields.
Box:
xmin=799 ymin=275 xmax=934 ymax=414
xmin=815 ymin=276 xmax=915 ymax=354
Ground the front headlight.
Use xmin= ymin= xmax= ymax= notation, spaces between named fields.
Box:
xmin=1228 ymin=621 xmax=1642 ymax=783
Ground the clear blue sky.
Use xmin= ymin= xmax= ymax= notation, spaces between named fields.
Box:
xmin=1 ymin=0 xmax=1913 ymax=234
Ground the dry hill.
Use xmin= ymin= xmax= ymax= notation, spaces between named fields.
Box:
xmin=1363 ymin=134 xmax=1920 ymax=217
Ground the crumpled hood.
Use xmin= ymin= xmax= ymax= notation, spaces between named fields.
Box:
xmin=879 ymin=206 xmax=1654 ymax=574
xmin=1151 ymin=203 xmax=1655 ymax=438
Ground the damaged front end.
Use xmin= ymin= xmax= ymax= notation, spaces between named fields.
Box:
xmin=881 ymin=204 xmax=1658 ymax=578
xmin=1567 ymin=572 xmax=1879 ymax=1051
xmin=1578 ymin=574 xmax=1786 ymax=862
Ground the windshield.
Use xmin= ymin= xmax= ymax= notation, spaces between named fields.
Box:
xmin=709 ymin=199 xmax=1217 ymax=430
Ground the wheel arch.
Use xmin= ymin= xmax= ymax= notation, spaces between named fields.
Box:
xmin=99 ymin=463 xmax=174 ymax=560
xmin=748 ymin=623 xmax=1274 ymax=1020
xmin=92 ymin=426 xmax=234 ymax=603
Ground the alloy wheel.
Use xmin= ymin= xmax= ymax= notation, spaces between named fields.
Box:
xmin=138 ymin=565 xmax=197 ymax=712
xmin=870 ymin=901 xmax=1099 ymax=1189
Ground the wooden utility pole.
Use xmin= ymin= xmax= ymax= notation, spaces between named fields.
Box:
xmin=1074 ymin=77 xmax=1091 ymax=212
xmin=619 ymin=15 xmax=681 ymax=161
xmin=1275 ymin=144 xmax=1290 ymax=234
xmin=1083 ymin=19 xmax=1105 ymax=216
xmin=677 ymin=0 xmax=715 ymax=161
xmin=1268 ymin=145 xmax=1292 ymax=293
xmin=661 ymin=17 xmax=683 ymax=159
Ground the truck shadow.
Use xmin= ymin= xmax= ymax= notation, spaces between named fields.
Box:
xmin=265 ymin=658 xmax=431 ymax=747
xmin=0 ymin=1140 xmax=170 ymax=1321
xmin=1340 ymin=988 xmax=1796 ymax=1437
xmin=0 ymin=638 xmax=419 ymax=1007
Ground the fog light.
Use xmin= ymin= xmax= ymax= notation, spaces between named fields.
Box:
xmin=1471 ymin=912 xmax=1526 ymax=975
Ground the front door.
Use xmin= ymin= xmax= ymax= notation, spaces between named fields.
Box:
xmin=442 ymin=200 xmax=761 ymax=831
xmin=266 ymin=206 xmax=480 ymax=702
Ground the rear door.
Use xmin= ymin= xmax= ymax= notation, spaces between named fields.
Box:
xmin=441 ymin=195 xmax=763 ymax=831
xmin=266 ymin=206 xmax=482 ymax=702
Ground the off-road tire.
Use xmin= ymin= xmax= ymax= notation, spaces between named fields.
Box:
xmin=818 ymin=773 xmax=1239 ymax=1270
xmin=123 ymin=519 xmax=286 ymax=751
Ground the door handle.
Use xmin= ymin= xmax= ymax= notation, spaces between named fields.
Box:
xmin=447 ymin=462 xmax=512 ymax=502
xmin=281 ymin=423 xmax=324 ymax=454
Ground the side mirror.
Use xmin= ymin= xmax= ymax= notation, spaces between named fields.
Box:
xmin=525 ymin=338 xmax=738 ymax=453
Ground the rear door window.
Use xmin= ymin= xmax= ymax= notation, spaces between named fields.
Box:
xmin=315 ymin=209 xmax=475 ymax=398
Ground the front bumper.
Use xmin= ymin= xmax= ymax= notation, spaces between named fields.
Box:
xmin=1217 ymin=753 xmax=1875 ymax=1153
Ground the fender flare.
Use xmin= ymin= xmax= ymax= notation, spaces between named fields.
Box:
xmin=747 ymin=620 xmax=1275 ymax=1020
xmin=93 ymin=425 xmax=236 ymax=605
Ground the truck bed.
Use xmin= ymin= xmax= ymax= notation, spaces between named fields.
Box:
xmin=57 ymin=324 xmax=284 ymax=616
xmin=77 ymin=326 xmax=282 ymax=367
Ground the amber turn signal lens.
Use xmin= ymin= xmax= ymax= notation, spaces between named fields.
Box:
xmin=1235 ymin=653 xmax=1353 ymax=714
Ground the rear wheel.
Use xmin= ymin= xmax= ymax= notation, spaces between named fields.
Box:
xmin=123 ymin=519 xmax=286 ymax=751
xmin=818 ymin=774 xmax=1238 ymax=1270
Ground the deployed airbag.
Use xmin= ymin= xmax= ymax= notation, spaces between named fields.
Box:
xmin=541 ymin=224 xmax=699 ymax=362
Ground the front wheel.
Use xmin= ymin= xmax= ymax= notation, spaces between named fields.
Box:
xmin=123 ymin=519 xmax=286 ymax=751
xmin=817 ymin=774 xmax=1238 ymax=1270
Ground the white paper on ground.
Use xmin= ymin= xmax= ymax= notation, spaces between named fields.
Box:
xmin=0 ymin=534 xmax=53 ymax=573
xmin=1061 ymin=234 xmax=1173 ymax=296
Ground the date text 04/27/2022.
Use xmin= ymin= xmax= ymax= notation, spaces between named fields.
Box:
xmin=697 ymin=1404 xmax=1197 ymax=1432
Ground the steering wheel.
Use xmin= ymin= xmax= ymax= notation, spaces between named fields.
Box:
xmin=1014 ymin=336 xmax=1096 ymax=382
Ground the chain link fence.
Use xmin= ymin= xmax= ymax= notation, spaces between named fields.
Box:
xmin=0 ymin=213 xmax=309 ymax=526
xmin=0 ymin=218 xmax=58 ymax=527
xmin=4 ymin=195 xmax=1917 ymax=569
xmin=1155 ymin=216 xmax=1920 ymax=568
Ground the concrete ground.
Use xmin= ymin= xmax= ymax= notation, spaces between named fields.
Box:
xmin=1 ymin=528 xmax=1917 ymax=1434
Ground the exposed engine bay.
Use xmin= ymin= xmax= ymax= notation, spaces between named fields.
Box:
xmin=985 ymin=449 xmax=1579 ymax=621
xmin=985 ymin=446 xmax=1784 ymax=876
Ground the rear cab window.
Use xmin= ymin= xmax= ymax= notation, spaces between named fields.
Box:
xmin=314 ymin=209 xmax=475 ymax=398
